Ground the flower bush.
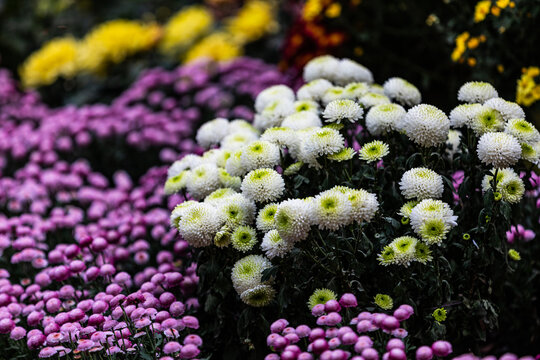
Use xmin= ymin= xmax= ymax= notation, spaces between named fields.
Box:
xmin=165 ymin=55 xmax=540 ymax=358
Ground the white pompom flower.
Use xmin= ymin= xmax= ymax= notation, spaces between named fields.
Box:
xmin=231 ymin=255 xmax=272 ymax=294
xmin=358 ymin=140 xmax=390 ymax=163
xmin=365 ymin=103 xmax=406 ymax=135
xmin=449 ymin=104 xmax=483 ymax=128
xmin=483 ymin=98 xmax=525 ymax=122
xmin=261 ymin=230 xmax=294 ymax=259
xmin=504 ymin=118 xmax=540 ymax=144
xmin=333 ymin=58 xmax=374 ymax=85
xmin=275 ymin=199 xmax=313 ymax=242
xmin=409 ymin=199 xmax=457 ymax=245
xmin=281 ymin=111 xmax=322 ymax=130
xmin=399 ymin=168 xmax=444 ymax=200
xmin=240 ymin=140 xmax=281 ymax=173
xmin=344 ymin=82 xmax=370 ymax=100
xmin=477 ymin=132 xmax=521 ymax=168
xmin=321 ymin=86 xmax=354 ymax=105
xmin=253 ymin=99 xmax=295 ymax=130
xmin=468 ymin=106 xmax=504 ymax=136
xmin=179 ymin=203 xmax=223 ymax=247
xmin=255 ymin=85 xmax=295 ymax=113
xmin=313 ymin=190 xmax=353 ymax=231
xmin=167 ymin=154 xmax=203 ymax=178
xmin=196 ymin=118 xmax=230 ymax=148
xmin=401 ymin=104 xmax=450 ymax=147
xmin=359 ymin=93 xmax=391 ymax=108
xmin=185 ymin=163 xmax=221 ymax=200
xmin=383 ymin=77 xmax=422 ymax=106
xmin=256 ymin=203 xmax=279 ymax=232
xmin=323 ymin=99 xmax=364 ymax=124
xmin=296 ymin=79 xmax=333 ymax=101
xmin=303 ymin=55 xmax=341 ymax=82
xmin=260 ymin=127 xmax=299 ymax=149
xmin=241 ymin=168 xmax=285 ymax=203
xmin=294 ymin=100 xmax=319 ymax=113
xmin=300 ymin=128 xmax=345 ymax=159
xmin=217 ymin=193 xmax=256 ymax=226
xmin=457 ymin=81 xmax=498 ymax=103
xmin=220 ymin=131 xmax=260 ymax=151
xmin=240 ymin=284 xmax=276 ymax=307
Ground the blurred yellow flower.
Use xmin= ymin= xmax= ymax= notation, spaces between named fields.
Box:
xmin=78 ymin=20 xmax=161 ymax=73
xmin=491 ymin=6 xmax=501 ymax=16
xmin=19 ymin=37 xmax=79 ymax=88
xmin=159 ymin=6 xmax=213 ymax=54
xmin=325 ymin=3 xmax=342 ymax=18
xmin=226 ymin=0 xmax=278 ymax=43
xmin=451 ymin=32 xmax=470 ymax=62
xmin=496 ymin=0 xmax=509 ymax=8
xmin=467 ymin=37 xmax=480 ymax=49
xmin=474 ymin=1 xmax=491 ymax=22
xmin=303 ymin=0 xmax=324 ymax=21
xmin=185 ymin=32 xmax=242 ymax=63
xmin=516 ymin=66 xmax=540 ymax=107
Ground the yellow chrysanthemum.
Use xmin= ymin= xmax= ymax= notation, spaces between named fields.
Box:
xmin=159 ymin=6 xmax=213 ymax=54
xmin=185 ymin=32 xmax=242 ymax=63
xmin=78 ymin=20 xmax=161 ymax=73
xmin=474 ymin=1 xmax=492 ymax=22
xmin=20 ymin=37 xmax=79 ymax=88
xmin=451 ymin=32 xmax=470 ymax=62
xmin=226 ymin=1 xmax=278 ymax=44
xmin=516 ymin=67 xmax=540 ymax=107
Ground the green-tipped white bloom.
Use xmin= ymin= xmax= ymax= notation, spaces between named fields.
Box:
xmin=261 ymin=230 xmax=293 ymax=259
xmin=417 ymin=217 xmax=451 ymax=245
xmin=283 ymin=161 xmax=304 ymax=176
xmin=414 ymin=242 xmax=433 ymax=264
xmin=178 ymin=203 xmax=223 ymax=247
xmin=449 ymin=103 xmax=483 ymax=128
xmin=339 ymin=187 xmax=379 ymax=223
xmin=327 ymin=148 xmax=356 ymax=161
xmin=334 ymin=58 xmax=373 ymax=85
xmin=481 ymin=168 xmax=518 ymax=193
xmin=217 ymin=193 xmax=256 ymax=226
xmin=240 ymin=285 xmax=276 ymax=307
xmin=482 ymin=169 xmax=526 ymax=204
xmin=521 ymin=142 xmax=540 ymax=163
xmin=231 ymin=225 xmax=258 ymax=252
xmin=254 ymin=99 xmax=295 ymax=130
xmin=255 ymin=85 xmax=295 ymax=113
xmin=308 ymin=288 xmax=337 ymax=310
xmin=196 ymin=118 xmax=229 ymax=148
xmin=477 ymin=132 xmax=521 ymax=168
xmin=170 ymin=200 xmax=198 ymax=229
xmin=241 ymin=168 xmax=285 ymax=203
xmin=390 ymin=236 xmax=418 ymax=265
xmin=344 ymin=82 xmax=370 ymax=99
xmin=281 ymin=111 xmax=322 ymax=130
xmin=202 ymin=149 xmax=230 ymax=168
xmin=218 ymin=168 xmax=241 ymax=190
xmin=275 ymin=199 xmax=313 ymax=242
xmin=221 ymin=131 xmax=259 ymax=151
xmin=164 ymin=170 xmax=190 ymax=195
xmin=365 ymin=103 xmax=406 ymax=135
xmin=231 ymin=255 xmax=272 ymax=294
xmin=297 ymin=78 xmax=333 ymax=101
xmin=369 ymin=84 xmax=385 ymax=95
xmin=399 ymin=168 xmax=444 ymax=200
xmin=383 ymin=77 xmax=422 ymax=106
xmin=504 ymin=118 xmax=540 ymax=144
xmin=313 ymin=190 xmax=353 ymax=230
xmin=300 ymin=128 xmax=345 ymax=161
xmin=260 ymin=127 xmax=299 ymax=149
xmin=359 ymin=92 xmax=391 ymax=108
xmin=359 ymin=140 xmax=389 ymax=163
xmin=239 ymin=141 xmax=281 ymax=173
xmin=167 ymin=154 xmax=203 ymax=178
xmin=185 ymin=164 xmax=221 ymax=200
xmin=294 ymin=100 xmax=319 ymax=113
xmin=398 ymin=201 xmax=419 ymax=218
xmin=410 ymin=199 xmax=457 ymax=245
xmin=214 ymin=224 xmax=232 ymax=247
xmin=322 ymin=86 xmax=353 ymax=105
xmin=469 ymin=106 xmax=504 ymax=136
xmin=483 ymin=98 xmax=525 ymax=121
xmin=323 ymin=99 xmax=364 ymax=124
xmin=303 ymin=55 xmax=341 ymax=82
xmin=457 ymin=81 xmax=498 ymax=103
xmin=401 ymin=104 xmax=450 ymax=147
xmin=204 ymin=188 xmax=238 ymax=205
xmin=225 ymin=150 xmax=246 ymax=177
xmin=446 ymin=130 xmax=462 ymax=158
xmin=228 ymin=119 xmax=259 ymax=135
xmin=256 ymin=203 xmax=278 ymax=232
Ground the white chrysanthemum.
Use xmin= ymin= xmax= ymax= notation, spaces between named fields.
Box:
xmin=179 ymin=203 xmax=223 ymax=247
xmin=225 ymin=150 xmax=245 ymax=177
xmin=446 ymin=129 xmax=462 ymax=157
xmin=449 ymin=104 xmax=483 ymax=128
xmin=327 ymin=147 xmax=356 ymax=162
xmin=255 ymin=85 xmax=295 ymax=113
xmin=228 ymin=119 xmax=259 ymax=135
xmin=281 ymin=111 xmax=322 ymax=130
xmin=389 ymin=236 xmax=418 ymax=265
xmin=297 ymin=79 xmax=333 ymax=101
xmin=468 ymin=106 xmax=504 ymax=136
xmin=300 ymin=128 xmax=345 ymax=159
xmin=204 ymin=188 xmax=238 ymax=205
xmin=185 ymin=164 xmax=221 ymax=200
xmin=481 ymin=168 xmax=518 ymax=193
xmin=409 ymin=199 xmax=457 ymax=245
xmin=398 ymin=200 xmax=419 ymax=218
xmin=303 ymin=55 xmax=341 ymax=82
xmin=218 ymin=168 xmax=241 ymax=190
xmin=201 ymin=149 xmax=229 ymax=168
xmin=344 ymin=82 xmax=370 ymax=100
xmin=457 ymin=81 xmax=498 ymax=103
xmin=231 ymin=255 xmax=272 ymax=294
xmin=256 ymin=203 xmax=278 ymax=232
xmin=239 ymin=140 xmax=281 ymax=172
xmin=260 ymin=127 xmax=299 ymax=149
xmin=383 ymin=77 xmax=422 ymax=106
xmin=323 ymin=99 xmax=364 ymax=124
xmin=294 ymin=100 xmax=319 ymax=113
xmin=313 ymin=190 xmax=353 ymax=230
xmin=483 ymin=98 xmax=525 ymax=121
xmin=196 ymin=118 xmax=230 ymax=148
xmin=400 ymin=168 xmax=444 ymax=200
xmin=499 ymin=174 xmax=525 ymax=204
xmin=240 ymin=285 xmax=276 ymax=307
xmin=241 ymin=168 xmax=285 ymax=203
xmin=504 ymin=118 xmax=540 ymax=144
xmin=170 ymin=200 xmax=198 ymax=229
xmin=359 ymin=93 xmax=391 ymax=108
xmin=167 ymin=155 xmax=203 ymax=178
xmin=217 ymin=193 xmax=256 ymax=226
xmin=275 ymin=199 xmax=313 ymax=242
xmin=261 ymin=230 xmax=294 ymax=259
xmin=335 ymin=187 xmax=379 ymax=223
xmin=334 ymin=58 xmax=374 ymax=85
xmin=359 ymin=140 xmax=389 ymax=163
xmin=520 ymin=142 xmax=540 ymax=163
xmin=321 ymin=86 xmax=354 ymax=105
xmin=477 ymin=132 xmax=521 ymax=168
xmin=221 ymin=131 xmax=260 ymax=151
xmin=369 ymin=84 xmax=385 ymax=95
xmin=164 ymin=170 xmax=190 ymax=195
xmin=365 ymin=103 xmax=406 ymax=135
xmin=231 ymin=225 xmax=258 ymax=252
xmin=253 ymin=99 xmax=295 ymax=130
xmin=401 ymin=104 xmax=450 ymax=147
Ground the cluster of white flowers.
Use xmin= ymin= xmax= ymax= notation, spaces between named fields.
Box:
xmin=481 ymin=168 xmax=525 ymax=204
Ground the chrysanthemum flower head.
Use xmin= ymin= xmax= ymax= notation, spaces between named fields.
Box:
xmin=297 ymin=78 xmax=333 ymax=101
xmin=260 ymin=127 xmax=299 ymax=149
xmin=342 ymin=188 xmax=379 ymax=223
xmin=383 ymin=77 xmax=422 ymax=106
xmin=281 ymin=111 xmax=322 ymax=130
xmin=520 ymin=142 xmax=540 ymax=163
xmin=432 ymin=308 xmax=447 ymax=322
xmin=240 ymin=285 xmax=276 ymax=307
xmin=398 ymin=201 xmax=419 ymax=218
xmin=359 ymin=140 xmax=389 ymax=163
xmin=399 ymin=168 xmax=444 ymax=200
xmin=344 ymin=82 xmax=370 ymax=99
xmin=275 ymin=199 xmax=313 ymax=242
xmin=323 ymin=99 xmax=364 ymax=124
xmin=334 ymin=58 xmax=373 ymax=85
xmin=391 ymin=236 xmax=418 ymax=264
xmin=418 ymin=217 xmax=451 ymax=245
xmin=481 ymin=168 xmax=517 ymax=193
xmin=359 ymin=92 xmax=391 ymax=108
xmin=256 ymin=203 xmax=278 ymax=232
xmin=231 ymin=225 xmax=258 ymax=252
xmin=365 ymin=103 xmax=406 ymax=135
xmin=225 ymin=149 xmax=246 ymax=177
xmin=221 ymin=131 xmax=259 ymax=151
xmin=255 ymin=85 xmax=295 ymax=113
xmin=196 ymin=118 xmax=230 ymax=148
xmin=414 ymin=242 xmax=433 ymax=264
xmin=449 ymin=103 xmax=484 ymax=128
xmin=499 ymin=176 xmax=525 ymax=204
xmin=231 ymin=255 xmax=272 ymax=294
xmin=204 ymin=187 xmax=238 ymax=205
xmin=261 ymin=230 xmax=293 ymax=259
xmin=401 ymin=104 xmax=450 ymax=147
xmin=457 ymin=81 xmax=498 ymax=103
xmin=164 ymin=171 xmax=190 ymax=195
xmin=218 ymin=168 xmax=241 ymax=190
xmin=484 ymin=98 xmax=525 ymax=121
xmin=294 ymin=99 xmax=319 ymax=113
xmin=240 ymin=140 xmax=281 ymax=173
xmin=178 ymin=203 xmax=223 ymax=247
xmin=167 ymin=154 xmax=203 ymax=178
xmin=477 ymin=132 xmax=521 ymax=168
xmin=378 ymin=245 xmax=396 ymax=266
xmin=308 ymin=288 xmax=337 ymax=310
xmin=374 ymin=294 xmax=393 ymax=310
xmin=409 ymin=199 xmax=457 ymax=244
xmin=313 ymin=190 xmax=353 ymax=230
xmin=185 ymin=163 xmax=221 ymax=200
xmin=241 ymin=168 xmax=285 ymax=203
xmin=217 ymin=193 xmax=256 ymax=226
xmin=322 ymin=86 xmax=353 ymax=105
xmin=300 ymin=128 xmax=345 ymax=161
xmin=504 ymin=118 xmax=540 ymax=144
xmin=303 ymin=55 xmax=341 ymax=82
xmin=254 ymin=99 xmax=295 ymax=130
xmin=170 ymin=201 xmax=198 ymax=229
xmin=214 ymin=225 xmax=232 ymax=248
xmin=327 ymin=148 xmax=356 ymax=162
xmin=468 ymin=106 xmax=504 ymax=136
